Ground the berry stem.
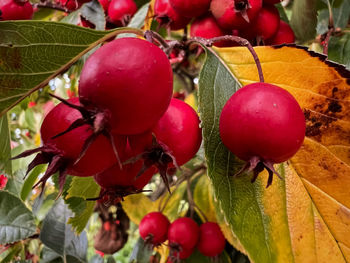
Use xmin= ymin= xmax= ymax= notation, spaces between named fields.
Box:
xmin=188 ymin=36 xmax=265 ymax=83
xmin=144 ymin=30 xmax=169 ymax=50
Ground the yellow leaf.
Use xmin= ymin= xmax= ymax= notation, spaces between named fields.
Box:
xmin=212 ymin=45 xmax=350 ymax=262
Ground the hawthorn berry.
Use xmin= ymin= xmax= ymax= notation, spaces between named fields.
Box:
xmin=107 ymin=0 xmax=137 ymax=26
xmin=168 ymin=217 xmax=199 ymax=250
xmin=0 ymin=0 xmax=33 ymax=20
xmin=251 ymin=4 xmax=280 ymax=40
xmin=79 ymin=37 xmax=173 ymax=135
xmin=0 ymin=175 xmax=8 ymax=190
xmin=130 ymin=99 xmax=202 ymax=190
xmin=197 ymin=222 xmax=225 ymax=257
xmin=154 ymin=0 xmax=191 ymax=30
xmin=190 ymin=14 xmax=231 ymax=47
xmin=169 ymin=0 xmax=211 ymax=18
xmin=219 ymin=83 xmax=305 ymax=187
xmin=211 ymin=0 xmax=262 ymax=30
xmin=58 ymin=0 xmax=90 ymax=10
xmin=139 ymin=212 xmax=170 ymax=245
xmin=265 ymin=20 xmax=295 ymax=45
xmin=12 ymin=98 xmax=126 ymax=193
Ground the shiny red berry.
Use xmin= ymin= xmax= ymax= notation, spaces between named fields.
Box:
xmin=0 ymin=0 xmax=33 ymax=20
xmin=197 ymin=222 xmax=226 ymax=257
xmin=139 ymin=212 xmax=170 ymax=245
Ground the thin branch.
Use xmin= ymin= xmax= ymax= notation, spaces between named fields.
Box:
xmin=187 ymin=36 xmax=265 ymax=83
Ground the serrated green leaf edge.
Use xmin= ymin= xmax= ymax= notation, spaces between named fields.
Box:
xmin=0 ymin=190 xmax=36 ymax=244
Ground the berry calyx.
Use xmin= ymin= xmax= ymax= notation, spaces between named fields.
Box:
xmin=219 ymin=83 xmax=305 ymax=187
xmin=107 ymin=0 xmax=137 ymax=26
xmin=265 ymin=20 xmax=295 ymax=45
xmin=154 ymin=0 xmax=191 ymax=30
xmin=168 ymin=217 xmax=199 ymax=250
xmin=197 ymin=222 xmax=225 ymax=257
xmin=139 ymin=212 xmax=170 ymax=246
xmin=169 ymin=0 xmax=211 ymax=18
xmin=0 ymin=0 xmax=33 ymax=20
xmin=211 ymin=0 xmax=262 ymax=30
xmin=129 ymin=99 xmax=202 ymax=191
xmin=79 ymin=37 xmax=173 ymax=135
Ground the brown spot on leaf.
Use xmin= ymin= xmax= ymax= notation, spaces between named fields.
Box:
xmin=304 ymin=109 xmax=336 ymax=138
xmin=327 ymin=101 xmax=342 ymax=113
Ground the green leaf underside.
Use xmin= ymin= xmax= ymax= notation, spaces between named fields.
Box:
xmin=0 ymin=115 xmax=11 ymax=176
xmin=328 ymin=33 xmax=350 ymax=70
xmin=66 ymin=176 xmax=101 ymax=233
xmin=0 ymin=21 xmax=143 ymax=115
xmin=290 ymin=0 xmax=317 ymax=42
xmin=39 ymin=199 xmax=88 ymax=261
xmin=198 ymin=47 xmax=291 ymax=263
xmin=0 ymin=190 xmax=36 ymax=244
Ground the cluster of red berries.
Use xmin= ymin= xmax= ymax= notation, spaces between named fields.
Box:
xmin=13 ymin=37 xmax=202 ymax=199
xmin=58 ymin=0 xmax=138 ymax=28
xmin=139 ymin=212 xmax=226 ymax=261
xmin=154 ymin=0 xmax=295 ymax=46
xmin=0 ymin=0 xmax=33 ymax=20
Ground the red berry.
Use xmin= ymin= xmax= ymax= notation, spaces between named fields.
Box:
xmin=211 ymin=0 xmax=262 ymax=30
xmin=58 ymin=0 xmax=81 ymax=10
xmin=190 ymin=14 xmax=231 ymax=47
xmin=108 ymin=0 xmax=137 ymax=26
xmin=0 ymin=0 xmax=33 ymax=20
xmin=79 ymin=38 xmax=173 ymax=135
xmin=139 ymin=212 xmax=170 ymax=245
xmin=169 ymin=0 xmax=211 ymax=18
xmin=13 ymin=98 xmax=127 ymax=192
xmin=197 ymin=222 xmax=225 ymax=257
xmin=251 ymin=4 xmax=280 ymax=40
xmin=168 ymin=217 xmax=199 ymax=250
xmin=219 ymin=83 xmax=305 ymax=186
xmin=154 ymin=0 xmax=191 ymax=30
xmin=28 ymin=101 xmax=36 ymax=108
xmin=152 ymin=98 xmax=202 ymax=167
xmin=0 ymin=175 xmax=8 ymax=190
xmin=265 ymin=20 xmax=295 ymax=45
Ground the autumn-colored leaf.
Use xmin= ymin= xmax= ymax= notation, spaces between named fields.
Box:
xmin=198 ymin=45 xmax=350 ymax=263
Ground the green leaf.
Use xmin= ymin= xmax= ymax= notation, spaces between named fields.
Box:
xmin=80 ymin=0 xmax=106 ymax=30
xmin=4 ymin=169 xmax=25 ymax=196
xmin=0 ymin=115 xmax=11 ymax=176
xmin=0 ymin=190 xmax=36 ymax=244
xmin=20 ymin=164 xmax=45 ymax=201
xmin=128 ymin=3 xmax=150 ymax=29
xmin=39 ymin=199 xmax=88 ymax=262
xmin=290 ymin=0 xmax=317 ymax=42
xmin=129 ymin=238 xmax=153 ymax=263
xmin=184 ymin=249 xmax=232 ymax=263
xmin=65 ymin=176 xmax=101 ymax=233
xmin=328 ymin=32 xmax=350 ymax=69
xmin=0 ymin=21 xmax=143 ymax=115
xmin=317 ymin=0 xmax=350 ymax=35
